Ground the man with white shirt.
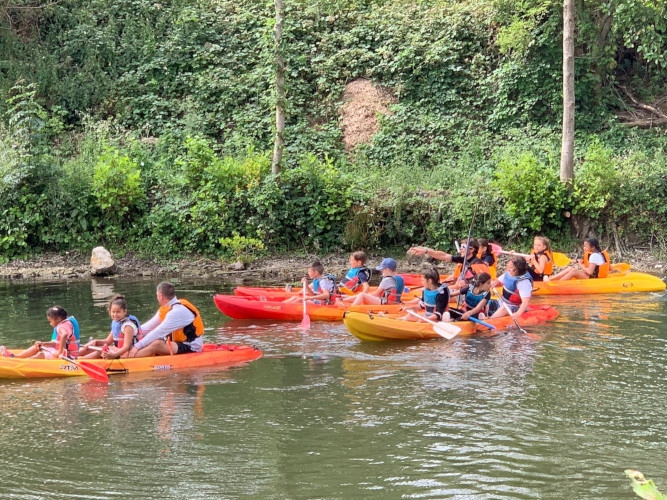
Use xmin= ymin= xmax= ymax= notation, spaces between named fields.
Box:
xmin=129 ymin=282 xmax=204 ymax=357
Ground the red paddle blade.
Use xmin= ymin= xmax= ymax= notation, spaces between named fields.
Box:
xmin=300 ymin=314 xmax=311 ymax=330
xmin=77 ymin=361 xmax=109 ymax=383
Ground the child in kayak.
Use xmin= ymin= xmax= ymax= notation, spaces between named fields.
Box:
xmin=350 ymin=258 xmax=405 ymax=305
xmin=477 ymin=239 xmax=498 ymax=279
xmin=449 ymin=272 xmax=495 ymax=321
xmin=284 ymin=261 xmax=336 ymax=305
xmin=550 ymin=237 xmax=609 ymax=281
xmin=400 ymin=268 xmax=450 ymax=321
xmin=409 ymin=238 xmax=489 ymax=285
xmin=526 ymin=236 xmax=554 ymax=282
xmin=490 ymin=257 xmax=533 ymax=318
xmin=4 ymin=306 xmax=80 ymax=359
xmin=78 ymin=294 xmax=143 ymax=359
xmin=338 ymin=251 xmax=372 ymax=297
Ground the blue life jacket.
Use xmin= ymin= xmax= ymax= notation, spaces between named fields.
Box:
xmin=111 ymin=315 xmax=143 ymax=347
xmin=421 ymin=284 xmax=449 ymax=318
xmin=51 ymin=316 xmax=80 ymax=346
xmin=382 ymin=275 xmax=405 ymax=304
xmin=313 ymin=275 xmax=336 ymax=305
xmin=501 ymin=272 xmax=534 ymax=304
xmin=464 ymin=286 xmax=490 ymax=310
xmin=340 ymin=267 xmax=371 ymax=292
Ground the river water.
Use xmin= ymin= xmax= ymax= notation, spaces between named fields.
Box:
xmin=0 ymin=277 xmax=665 ymax=499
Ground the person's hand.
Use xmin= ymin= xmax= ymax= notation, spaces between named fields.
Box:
xmin=35 ymin=341 xmax=42 ymax=348
xmin=461 ymin=313 xmax=470 ymax=320
xmin=409 ymin=247 xmax=427 ymax=256
xmin=101 ymin=351 xmax=117 ymax=359
xmin=301 ymin=277 xmax=308 ymax=285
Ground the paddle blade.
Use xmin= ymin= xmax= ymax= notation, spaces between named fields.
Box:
xmin=338 ymin=286 xmax=355 ymax=296
xmin=300 ymin=313 xmax=311 ymax=330
xmin=433 ymin=323 xmax=461 ymax=340
xmin=552 ymin=252 xmax=571 ymax=266
xmin=61 ymin=356 xmax=109 ymax=383
xmin=490 ymin=243 xmax=503 ymax=254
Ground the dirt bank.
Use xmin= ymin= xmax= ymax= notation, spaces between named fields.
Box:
xmin=0 ymin=249 xmax=665 ymax=282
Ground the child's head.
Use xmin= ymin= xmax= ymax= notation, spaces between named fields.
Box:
xmin=107 ymin=294 xmax=128 ymax=322
xmin=533 ymin=236 xmax=551 ymax=253
xmin=421 ymin=268 xmax=441 ymax=288
xmin=376 ymin=258 xmax=397 ymax=275
xmin=584 ymin=237 xmax=601 ymax=253
xmin=508 ymin=256 xmax=528 ymax=276
xmin=478 ymin=238 xmax=492 ymax=256
xmin=46 ymin=306 xmax=68 ymax=325
xmin=308 ymin=260 xmax=325 ymax=277
xmin=472 ymin=272 xmax=492 ymax=290
xmin=349 ymin=251 xmax=367 ymax=267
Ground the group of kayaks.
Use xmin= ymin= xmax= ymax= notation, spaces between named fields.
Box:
xmin=2 ymin=261 xmax=664 ymax=381
xmin=212 ymin=266 xmax=665 ymax=342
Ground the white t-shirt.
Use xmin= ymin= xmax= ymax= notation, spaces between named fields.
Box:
xmin=589 ymin=252 xmax=606 ymax=265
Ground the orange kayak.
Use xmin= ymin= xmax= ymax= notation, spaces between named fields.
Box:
xmin=0 ymin=344 xmax=262 ymax=379
xmin=343 ymin=306 xmax=559 ymax=341
xmin=213 ymin=294 xmax=406 ymax=321
xmin=233 ymin=286 xmax=423 ymax=301
xmin=531 ymin=272 xmax=665 ymax=295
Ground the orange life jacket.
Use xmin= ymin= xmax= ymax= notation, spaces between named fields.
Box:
xmin=477 ymin=250 xmax=498 ymax=279
xmin=583 ymin=250 xmax=610 ymax=278
xmin=158 ymin=298 xmax=205 ymax=343
xmin=530 ymin=250 xmax=554 ymax=276
xmin=454 ymin=258 xmax=490 ymax=282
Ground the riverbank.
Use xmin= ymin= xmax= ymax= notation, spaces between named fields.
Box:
xmin=1 ymin=249 xmax=665 ymax=281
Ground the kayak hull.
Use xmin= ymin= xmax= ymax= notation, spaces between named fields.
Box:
xmin=0 ymin=344 xmax=262 ymax=379
xmin=343 ymin=306 xmax=559 ymax=341
xmin=532 ymin=272 xmax=665 ymax=295
xmin=213 ymin=294 xmax=405 ymax=321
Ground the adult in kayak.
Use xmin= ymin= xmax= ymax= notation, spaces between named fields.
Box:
xmin=128 ymin=282 xmax=204 ymax=357
xmin=490 ymin=257 xmax=534 ymax=319
xmin=409 ymin=238 xmax=490 ymax=285
xmin=549 ymin=238 xmax=609 ymax=281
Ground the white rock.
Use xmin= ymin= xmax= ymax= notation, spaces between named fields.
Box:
xmin=90 ymin=247 xmax=117 ymax=276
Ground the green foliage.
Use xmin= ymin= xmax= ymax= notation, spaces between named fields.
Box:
xmin=219 ymin=233 xmax=265 ymax=263
xmin=493 ymin=152 xmax=566 ymax=234
xmin=571 ymin=141 xmax=620 ymax=219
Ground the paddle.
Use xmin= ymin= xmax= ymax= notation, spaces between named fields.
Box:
xmin=491 ymin=287 xmax=527 ymax=334
xmin=406 ymin=310 xmax=461 ymax=339
xmin=300 ymin=283 xmax=311 ymax=330
xmin=60 ymin=355 xmax=109 ymax=383
xmin=467 ymin=316 xmax=496 ymax=330
xmin=611 ymin=262 xmax=631 ymax=273
xmin=456 ymin=205 xmax=477 ymax=308
xmin=338 ymin=285 xmax=355 ymax=296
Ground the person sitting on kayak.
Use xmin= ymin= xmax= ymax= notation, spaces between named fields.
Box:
xmin=4 ymin=306 xmax=80 ymax=359
xmin=409 ymin=238 xmax=490 ymax=285
xmin=351 ymin=258 xmax=405 ymax=305
xmin=449 ymin=272 xmax=495 ymax=321
xmin=525 ymin=236 xmax=554 ymax=282
xmin=477 ymin=239 xmax=498 ymax=278
xmin=128 ymin=282 xmax=204 ymax=357
xmin=283 ymin=261 xmax=336 ymax=305
xmin=549 ymin=238 xmax=610 ymax=281
xmin=490 ymin=257 xmax=534 ymax=319
xmin=338 ymin=251 xmax=372 ymax=300
xmin=78 ymin=294 xmax=143 ymax=359
xmin=400 ymin=267 xmax=451 ymax=321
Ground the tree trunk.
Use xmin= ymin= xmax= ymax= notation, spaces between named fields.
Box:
xmin=271 ymin=0 xmax=285 ymax=177
xmin=560 ymin=0 xmax=575 ymax=184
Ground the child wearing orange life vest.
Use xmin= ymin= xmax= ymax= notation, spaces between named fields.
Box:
xmin=477 ymin=239 xmax=498 ymax=279
xmin=79 ymin=294 xmax=143 ymax=359
xmin=409 ymin=238 xmax=490 ymax=285
xmin=526 ymin=236 xmax=554 ymax=282
xmin=351 ymin=258 xmax=405 ymax=305
xmin=550 ymin=238 xmax=609 ymax=281
xmin=9 ymin=306 xmax=80 ymax=359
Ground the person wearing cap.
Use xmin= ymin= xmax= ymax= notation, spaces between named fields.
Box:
xmin=409 ymin=238 xmax=489 ymax=285
xmin=350 ymin=258 xmax=405 ymax=305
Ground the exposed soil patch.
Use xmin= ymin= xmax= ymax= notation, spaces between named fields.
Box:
xmin=339 ymin=78 xmax=397 ymax=151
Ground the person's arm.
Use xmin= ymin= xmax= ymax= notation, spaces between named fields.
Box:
xmin=105 ymin=324 xmax=136 ymax=359
xmin=360 ymin=270 xmax=371 ymax=293
xmin=55 ymin=326 xmax=68 ymax=357
xmin=462 ymin=298 xmax=488 ymax=320
xmin=512 ymin=281 xmax=533 ymax=318
xmin=140 ymin=312 xmax=161 ymax=336
xmin=530 ymin=254 xmax=548 ymax=274
xmin=433 ymin=288 xmax=450 ymax=320
xmin=409 ymin=246 xmax=453 ymax=262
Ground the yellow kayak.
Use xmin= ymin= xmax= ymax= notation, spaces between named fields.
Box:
xmin=532 ymin=272 xmax=665 ymax=295
xmin=0 ymin=344 xmax=262 ymax=380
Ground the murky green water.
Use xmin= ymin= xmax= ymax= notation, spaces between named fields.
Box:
xmin=0 ymin=277 xmax=666 ymax=499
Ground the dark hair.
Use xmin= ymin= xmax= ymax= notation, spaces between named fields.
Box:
xmin=46 ymin=306 xmax=68 ymax=322
xmin=585 ymin=237 xmax=601 ymax=253
xmin=462 ymin=238 xmax=480 ymax=255
xmin=310 ymin=260 xmax=325 ymax=275
xmin=107 ymin=294 xmax=128 ymax=312
xmin=351 ymin=251 xmax=367 ymax=264
xmin=157 ymin=282 xmax=175 ymax=300
xmin=422 ymin=267 xmax=441 ymax=285
xmin=478 ymin=238 xmax=493 ymax=256
xmin=510 ymin=256 xmax=528 ymax=275
xmin=472 ymin=272 xmax=491 ymax=287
